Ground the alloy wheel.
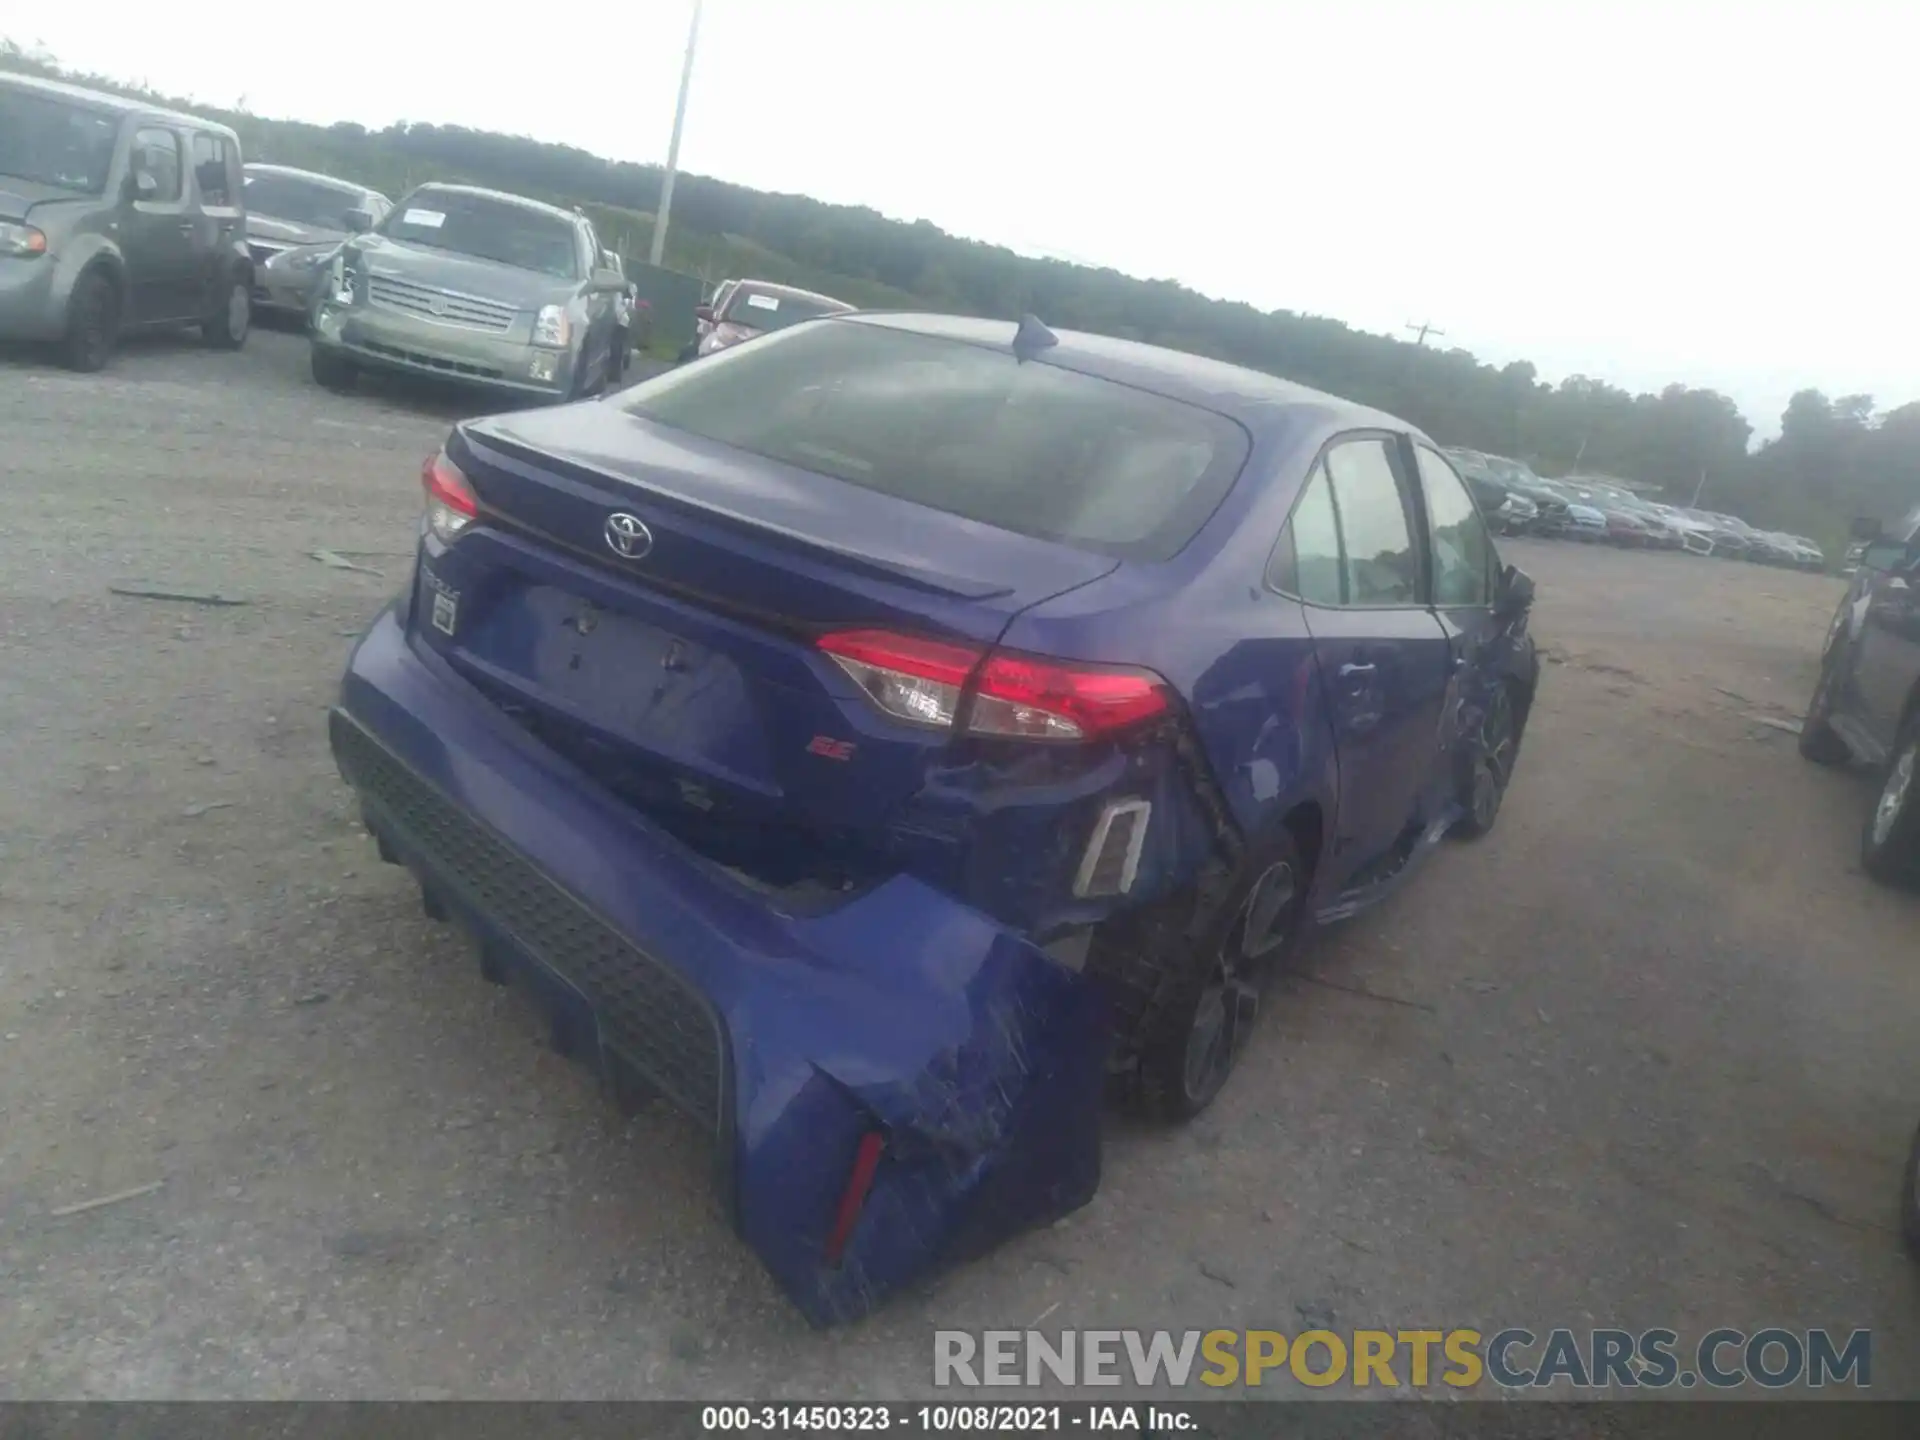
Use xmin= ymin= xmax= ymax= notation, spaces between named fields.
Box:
xmin=1472 ymin=686 xmax=1515 ymax=829
xmin=1182 ymin=859 xmax=1297 ymax=1104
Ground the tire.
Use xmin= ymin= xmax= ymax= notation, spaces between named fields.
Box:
xmin=58 ymin=268 xmax=121 ymax=372
xmin=1451 ymin=680 xmax=1520 ymax=839
xmin=1861 ymin=712 xmax=1920 ymax=889
xmin=1902 ymin=1120 xmax=1920 ymax=1258
xmin=1091 ymin=825 xmax=1311 ymax=1121
xmin=1799 ymin=616 xmax=1854 ymax=766
xmin=202 ymin=277 xmax=250 ymax=350
xmin=310 ymin=346 xmax=358 ymax=394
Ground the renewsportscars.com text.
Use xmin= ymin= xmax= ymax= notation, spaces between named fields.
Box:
xmin=933 ymin=1327 xmax=1871 ymax=1390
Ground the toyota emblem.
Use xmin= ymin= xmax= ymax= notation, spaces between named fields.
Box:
xmin=603 ymin=512 xmax=653 ymax=560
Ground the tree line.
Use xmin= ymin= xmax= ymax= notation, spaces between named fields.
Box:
xmin=8 ymin=43 xmax=1914 ymax=551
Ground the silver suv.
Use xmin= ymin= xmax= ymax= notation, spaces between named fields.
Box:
xmin=0 ymin=70 xmax=253 ymax=370
xmin=308 ymin=183 xmax=628 ymax=400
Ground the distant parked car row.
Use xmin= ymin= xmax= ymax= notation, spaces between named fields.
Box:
xmin=1442 ymin=448 xmax=1829 ymax=571
xmin=1 ymin=69 xmax=665 ymax=404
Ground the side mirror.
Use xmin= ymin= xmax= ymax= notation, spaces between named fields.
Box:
xmin=343 ymin=207 xmax=375 ymax=233
xmin=1850 ymin=516 xmax=1883 ymax=541
xmin=1495 ymin=563 xmax=1535 ymax=620
xmin=695 ymin=303 xmax=714 ymax=324
xmin=590 ymin=266 xmax=626 ymax=293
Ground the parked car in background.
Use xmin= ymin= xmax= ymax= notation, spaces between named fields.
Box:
xmin=308 ymin=183 xmax=630 ymax=400
xmin=329 ymin=312 xmax=1538 ymax=1325
xmin=242 ymin=162 xmax=389 ymax=319
xmin=695 ymin=278 xmax=855 ymax=357
xmin=0 ymin=70 xmax=253 ymax=370
xmin=1800 ymin=505 xmax=1920 ymax=887
xmin=678 ymin=276 xmax=738 ymax=363
xmin=1442 ymin=447 xmax=1533 ymax=533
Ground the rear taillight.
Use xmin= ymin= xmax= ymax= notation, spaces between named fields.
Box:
xmin=703 ymin=321 xmax=755 ymax=353
xmin=422 ymin=451 xmax=478 ymax=545
xmin=816 ymin=629 xmax=1170 ymax=742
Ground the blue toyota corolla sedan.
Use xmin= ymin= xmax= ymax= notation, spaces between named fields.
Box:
xmin=330 ymin=312 xmax=1539 ymax=1324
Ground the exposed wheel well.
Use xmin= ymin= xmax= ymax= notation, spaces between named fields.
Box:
xmin=78 ymin=255 xmax=128 ymax=304
xmin=1281 ymin=800 xmax=1323 ymax=885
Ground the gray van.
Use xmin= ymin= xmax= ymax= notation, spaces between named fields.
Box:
xmin=0 ymin=71 xmax=253 ymax=371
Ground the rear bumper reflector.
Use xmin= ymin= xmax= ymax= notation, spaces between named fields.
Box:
xmin=823 ymin=1131 xmax=886 ymax=1265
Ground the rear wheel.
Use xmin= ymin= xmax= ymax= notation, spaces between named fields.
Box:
xmin=1800 ymin=617 xmax=1854 ymax=766
xmin=1451 ymin=682 xmax=1518 ymax=839
xmin=310 ymin=346 xmax=358 ymax=393
xmin=202 ymin=277 xmax=250 ymax=349
xmin=1862 ymin=713 xmax=1920 ymax=889
xmin=58 ymin=268 xmax=120 ymax=372
xmin=1093 ymin=826 xmax=1310 ymax=1121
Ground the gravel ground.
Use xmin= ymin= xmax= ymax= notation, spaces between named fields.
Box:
xmin=2 ymin=327 xmax=1917 ymax=1400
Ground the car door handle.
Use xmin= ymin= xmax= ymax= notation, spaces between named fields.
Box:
xmin=1338 ymin=662 xmax=1376 ymax=677
xmin=177 ymin=221 xmax=195 ymax=234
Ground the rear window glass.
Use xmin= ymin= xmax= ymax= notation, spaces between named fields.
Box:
xmin=719 ymin=286 xmax=849 ymax=333
xmin=621 ymin=322 xmax=1251 ymax=561
xmin=243 ymin=171 xmax=365 ymax=229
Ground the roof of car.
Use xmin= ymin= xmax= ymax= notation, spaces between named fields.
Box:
xmin=1 ymin=69 xmax=236 ymax=134
xmin=243 ymin=162 xmax=372 ymax=192
xmin=401 ymin=182 xmax=577 ymax=223
xmin=842 ymin=312 xmax=1420 ymax=440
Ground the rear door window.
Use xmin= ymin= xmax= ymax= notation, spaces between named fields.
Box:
xmin=622 ymin=321 xmax=1251 ymax=561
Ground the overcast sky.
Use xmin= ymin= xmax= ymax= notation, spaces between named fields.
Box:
xmin=13 ymin=0 xmax=1914 ymax=437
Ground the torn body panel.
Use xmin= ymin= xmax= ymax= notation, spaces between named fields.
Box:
xmin=332 ymin=605 xmax=1108 ymax=1327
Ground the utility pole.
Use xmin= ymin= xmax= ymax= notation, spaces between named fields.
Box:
xmin=1689 ymin=468 xmax=1709 ymax=507
xmin=1405 ymin=321 xmax=1445 ymax=347
xmin=649 ymin=0 xmax=703 ymax=269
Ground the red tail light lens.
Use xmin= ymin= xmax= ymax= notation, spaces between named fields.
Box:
xmin=421 ymin=451 xmax=478 ymax=544
xmin=971 ymin=652 xmax=1171 ymax=740
xmin=816 ymin=630 xmax=1170 ymax=741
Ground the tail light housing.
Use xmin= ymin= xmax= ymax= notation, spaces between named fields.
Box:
xmin=817 ymin=629 xmax=1170 ymax=742
xmin=422 ymin=451 xmax=479 ymax=544
xmin=702 ymin=321 xmax=756 ymax=354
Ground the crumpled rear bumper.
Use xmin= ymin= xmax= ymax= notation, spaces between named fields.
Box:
xmin=330 ymin=603 xmax=1106 ymax=1325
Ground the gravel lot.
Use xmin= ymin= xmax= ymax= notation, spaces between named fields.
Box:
xmin=3 ymin=327 xmax=1918 ymax=1400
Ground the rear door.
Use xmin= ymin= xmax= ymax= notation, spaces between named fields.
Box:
xmin=187 ymin=131 xmax=243 ymax=314
xmin=1280 ymin=435 xmax=1453 ymax=889
xmin=122 ymin=126 xmax=198 ymax=322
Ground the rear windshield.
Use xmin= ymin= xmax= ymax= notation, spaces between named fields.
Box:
xmin=243 ymin=171 xmax=365 ymax=229
xmin=381 ymin=191 xmax=579 ymax=279
xmin=0 ymin=90 xmax=120 ymax=195
xmin=622 ymin=321 xmax=1251 ymax=561
xmin=719 ymin=287 xmax=848 ymax=333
